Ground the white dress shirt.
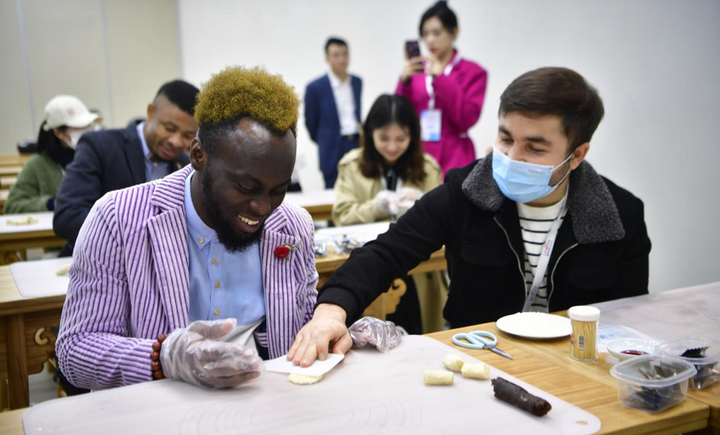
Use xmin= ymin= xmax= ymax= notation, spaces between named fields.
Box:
xmin=327 ymin=69 xmax=358 ymax=136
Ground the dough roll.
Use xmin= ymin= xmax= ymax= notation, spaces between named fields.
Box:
xmin=461 ymin=362 xmax=490 ymax=380
xmin=491 ymin=377 xmax=552 ymax=416
xmin=442 ymin=354 xmax=465 ymax=372
xmin=424 ymin=370 xmax=454 ymax=385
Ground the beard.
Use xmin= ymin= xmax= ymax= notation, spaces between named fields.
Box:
xmin=201 ymin=169 xmax=264 ymax=253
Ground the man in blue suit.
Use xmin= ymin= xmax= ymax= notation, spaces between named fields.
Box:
xmin=54 ymin=80 xmax=198 ymax=250
xmin=305 ymin=37 xmax=362 ymax=188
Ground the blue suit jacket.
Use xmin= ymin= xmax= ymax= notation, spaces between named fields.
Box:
xmin=304 ymin=74 xmax=362 ymax=175
xmin=53 ymin=121 xmax=189 ymax=246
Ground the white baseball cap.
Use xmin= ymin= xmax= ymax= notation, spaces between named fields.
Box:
xmin=42 ymin=95 xmax=99 ymax=131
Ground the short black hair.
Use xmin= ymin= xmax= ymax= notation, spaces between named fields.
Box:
xmin=155 ymin=80 xmax=200 ymax=115
xmin=499 ymin=67 xmax=605 ymax=152
xmin=325 ymin=37 xmax=348 ymax=55
xmin=420 ymin=1 xmax=458 ymax=36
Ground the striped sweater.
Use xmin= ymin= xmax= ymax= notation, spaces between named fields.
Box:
xmin=56 ymin=165 xmax=318 ymax=390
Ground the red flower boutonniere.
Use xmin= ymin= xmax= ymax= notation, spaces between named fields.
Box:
xmin=274 ymin=242 xmax=300 ymax=259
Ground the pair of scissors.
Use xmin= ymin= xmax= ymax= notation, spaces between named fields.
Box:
xmin=452 ymin=330 xmax=513 ymax=360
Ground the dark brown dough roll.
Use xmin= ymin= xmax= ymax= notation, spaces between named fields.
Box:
xmin=491 ymin=377 xmax=552 ymax=417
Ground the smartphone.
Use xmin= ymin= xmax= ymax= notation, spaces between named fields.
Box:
xmin=405 ymin=40 xmax=420 ymax=59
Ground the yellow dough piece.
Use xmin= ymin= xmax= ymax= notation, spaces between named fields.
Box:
xmin=55 ymin=264 xmax=71 ymax=276
xmin=461 ymin=362 xmax=491 ymax=380
xmin=6 ymin=216 xmax=39 ymax=226
xmin=424 ymin=370 xmax=453 ymax=386
xmin=442 ymin=354 xmax=465 ymax=372
xmin=288 ymin=373 xmax=323 ymax=385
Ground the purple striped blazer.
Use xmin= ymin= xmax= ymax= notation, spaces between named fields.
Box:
xmin=56 ymin=165 xmax=318 ymax=390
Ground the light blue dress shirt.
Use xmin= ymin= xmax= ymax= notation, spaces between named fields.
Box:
xmin=184 ymin=171 xmax=266 ymax=324
xmin=137 ymin=122 xmax=172 ymax=181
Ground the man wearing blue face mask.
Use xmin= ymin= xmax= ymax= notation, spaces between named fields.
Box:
xmin=286 ymin=67 xmax=651 ymax=366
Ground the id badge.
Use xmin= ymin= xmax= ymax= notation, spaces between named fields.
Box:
xmin=421 ymin=109 xmax=442 ymax=142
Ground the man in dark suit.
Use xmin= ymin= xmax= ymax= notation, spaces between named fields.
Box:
xmin=54 ymin=80 xmax=199 ymax=249
xmin=305 ymin=37 xmax=362 ymax=188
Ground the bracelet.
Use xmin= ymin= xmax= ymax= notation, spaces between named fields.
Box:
xmin=150 ymin=334 xmax=168 ymax=380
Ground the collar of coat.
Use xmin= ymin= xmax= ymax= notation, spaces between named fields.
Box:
xmin=148 ymin=165 xmax=293 ymax=234
xmin=461 ymin=155 xmax=625 ymax=244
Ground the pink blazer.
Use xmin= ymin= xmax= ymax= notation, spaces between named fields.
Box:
xmin=57 ymin=166 xmax=318 ymax=390
xmin=396 ymin=51 xmax=488 ymax=176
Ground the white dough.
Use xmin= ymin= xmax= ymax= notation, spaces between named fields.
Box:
xmin=442 ymin=354 xmax=465 ymax=372
xmin=424 ymin=370 xmax=453 ymax=385
xmin=55 ymin=264 xmax=71 ymax=276
xmin=6 ymin=216 xmax=38 ymax=226
xmin=460 ymin=362 xmax=491 ymax=380
xmin=288 ymin=373 xmax=323 ymax=385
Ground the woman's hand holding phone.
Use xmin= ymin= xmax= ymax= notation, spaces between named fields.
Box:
xmin=401 ymin=57 xmax=425 ymax=84
xmin=402 ymin=40 xmax=425 ymax=84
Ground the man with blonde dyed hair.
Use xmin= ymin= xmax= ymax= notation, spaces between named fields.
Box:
xmin=57 ymin=67 xmax=322 ymax=390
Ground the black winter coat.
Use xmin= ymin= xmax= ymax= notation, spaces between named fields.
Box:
xmin=318 ymin=156 xmax=651 ymax=328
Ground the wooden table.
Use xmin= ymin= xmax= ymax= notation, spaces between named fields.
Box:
xmin=284 ymin=189 xmax=335 ymax=221
xmin=0 ymin=408 xmax=23 ymax=433
xmin=314 ymin=221 xmax=447 ymax=321
xmin=0 ymin=177 xmax=17 ymax=190
xmin=316 ymin=247 xmax=446 ymax=321
xmin=0 ymin=154 xmax=32 ymax=167
xmin=0 ymin=265 xmax=64 ymax=411
xmin=0 ymin=243 xmax=446 ymax=411
xmin=429 ymin=323 xmax=712 ymax=435
xmin=0 ymin=212 xmax=66 ymax=264
xmin=592 ymin=282 xmax=720 ymax=434
xmin=0 ymin=190 xmax=8 ymax=214
xmin=0 ymin=317 xmax=713 ymax=434
xmin=0 ymin=167 xmax=23 ymax=177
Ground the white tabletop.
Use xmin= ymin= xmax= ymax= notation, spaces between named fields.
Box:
xmin=283 ymin=189 xmax=335 ymax=208
xmin=592 ymin=281 xmax=720 ymax=342
xmin=0 ymin=211 xmax=54 ymax=234
xmin=316 ymin=222 xmax=390 ymax=239
xmin=9 ymin=257 xmax=72 ymax=298
xmin=22 ymin=336 xmax=599 ymax=435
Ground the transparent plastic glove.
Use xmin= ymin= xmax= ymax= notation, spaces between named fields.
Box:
xmin=349 ymin=316 xmax=402 ymax=353
xmin=374 ymin=190 xmax=399 ymax=217
xmin=396 ymin=187 xmax=424 ymax=217
xmin=160 ymin=319 xmax=263 ymax=389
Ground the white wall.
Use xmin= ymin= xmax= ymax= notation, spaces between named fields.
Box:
xmin=179 ymin=0 xmax=720 ymax=293
xmin=0 ymin=0 xmax=181 ymax=153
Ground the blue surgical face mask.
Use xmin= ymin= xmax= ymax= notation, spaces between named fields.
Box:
xmin=492 ymin=147 xmax=573 ymax=203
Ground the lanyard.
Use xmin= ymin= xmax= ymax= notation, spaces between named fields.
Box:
xmin=425 ymin=51 xmax=462 ymax=111
xmin=380 ymin=172 xmax=404 ymax=191
xmin=521 ymin=197 xmax=567 ymax=312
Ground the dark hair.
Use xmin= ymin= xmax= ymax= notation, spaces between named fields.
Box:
xmin=36 ymin=122 xmax=65 ymax=154
xmin=359 ymin=95 xmax=426 ymax=184
xmin=499 ymin=67 xmax=605 ymax=152
xmin=155 ymin=80 xmax=200 ymax=115
xmin=198 ymin=117 xmax=292 ymax=158
xmin=419 ymin=1 xmax=458 ymax=36
xmin=37 ymin=121 xmax=74 ymax=167
xmin=325 ymin=37 xmax=347 ymax=54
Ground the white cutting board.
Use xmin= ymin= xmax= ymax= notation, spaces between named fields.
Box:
xmin=0 ymin=211 xmax=54 ymax=234
xmin=9 ymin=257 xmax=72 ymax=297
xmin=23 ymin=335 xmax=600 ymax=434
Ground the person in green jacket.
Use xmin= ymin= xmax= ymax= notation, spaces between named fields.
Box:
xmin=5 ymin=95 xmax=98 ymax=214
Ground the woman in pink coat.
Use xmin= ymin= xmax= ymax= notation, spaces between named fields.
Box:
xmin=396 ymin=1 xmax=487 ymax=176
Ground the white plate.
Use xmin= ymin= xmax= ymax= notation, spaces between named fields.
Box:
xmin=496 ymin=312 xmax=572 ymax=339
xmin=606 ymin=338 xmax=659 ymax=361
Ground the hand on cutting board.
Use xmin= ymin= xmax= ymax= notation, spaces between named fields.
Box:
xmin=287 ymin=304 xmax=353 ymax=367
xmin=160 ymin=319 xmax=262 ymax=389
